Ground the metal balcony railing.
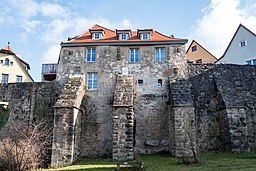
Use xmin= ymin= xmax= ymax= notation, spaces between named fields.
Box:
xmin=41 ymin=63 xmax=58 ymax=75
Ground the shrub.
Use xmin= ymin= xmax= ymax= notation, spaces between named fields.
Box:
xmin=0 ymin=120 xmax=51 ymax=171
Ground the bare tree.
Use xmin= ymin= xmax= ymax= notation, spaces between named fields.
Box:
xmin=0 ymin=120 xmax=51 ymax=171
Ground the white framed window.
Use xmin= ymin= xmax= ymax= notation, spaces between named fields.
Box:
xmin=140 ymin=33 xmax=150 ymax=40
xmin=119 ymin=34 xmax=128 ymax=40
xmin=155 ymin=47 xmax=165 ymax=62
xmin=92 ymin=33 xmax=101 ymax=40
xmin=239 ymin=40 xmax=247 ymax=47
xmin=16 ymin=75 xmax=22 ymax=82
xmin=130 ymin=48 xmax=139 ymax=62
xmin=87 ymin=73 xmax=98 ymax=90
xmin=1 ymin=74 xmax=8 ymax=83
xmin=86 ymin=48 xmax=96 ymax=62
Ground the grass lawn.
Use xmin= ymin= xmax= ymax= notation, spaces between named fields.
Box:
xmin=43 ymin=152 xmax=256 ymax=171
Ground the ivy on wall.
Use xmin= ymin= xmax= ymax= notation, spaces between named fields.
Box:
xmin=0 ymin=108 xmax=10 ymax=130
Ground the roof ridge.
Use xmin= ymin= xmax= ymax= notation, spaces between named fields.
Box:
xmin=69 ymin=24 xmax=115 ymax=43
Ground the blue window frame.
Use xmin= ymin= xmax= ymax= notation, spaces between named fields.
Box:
xmin=86 ymin=48 xmax=96 ymax=62
xmin=2 ymin=74 xmax=8 ymax=83
xmin=192 ymin=46 xmax=197 ymax=52
xmin=155 ymin=47 xmax=165 ymax=62
xmin=130 ymin=48 xmax=139 ymax=63
xmin=246 ymin=59 xmax=256 ymax=65
xmin=87 ymin=73 xmax=97 ymax=90
xmin=16 ymin=75 xmax=22 ymax=82
xmin=4 ymin=58 xmax=9 ymax=66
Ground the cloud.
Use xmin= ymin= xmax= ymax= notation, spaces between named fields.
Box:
xmin=189 ymin=0 xmax=256 ymax=57
xmin=21 ymin=20 xmax=41 ymax=33
xmin=40 ymin=2 xmax=69 ymax=18
xmin=42 ymin=44 xmax=61 ymax=63
xmin=9 ymin=0 xmax=39 ymax=18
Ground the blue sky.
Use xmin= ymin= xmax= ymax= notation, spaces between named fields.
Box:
xmin=1 ymin=0 xmax=256 ymax=81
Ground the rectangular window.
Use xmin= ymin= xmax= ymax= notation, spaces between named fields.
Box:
xmin=140 ymin=33 xmax=150 ymax=40
xmin=86 ymin=48 xmax=96 ymax=62
xmin=119 ymin=34 xmax=128 ymax=40
xmin=138 ymin=79 xmax=143 ymax=86
xmin=87 ymin=73 xmax=97 ymax=90
xmin=16 ymin=75 xmax=22 ymax=82
xmin=1 ymin=74 xmax=8 ymax=83
xmin=158 ymin=79 xmax=163 ymax=86
xmin=93 ymin=33 xmax=101 ymax=40
xmin=130 ymin=48 xmax=139 ymax=63
xmin=155 ymin=47 xmax=165 ymax=62
xmin=192 ymin=46 xmax=197 ymax=52
xmin=246 ymin=59 xmax=256 ymax=65
xmin=239 ymin=40 xmax=247 ymax=47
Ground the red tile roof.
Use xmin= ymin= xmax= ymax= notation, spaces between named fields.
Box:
xmin=3 ymin=45 xmax=14 ymax=53
xmin=0 ymin=45 xmax=31 ymax=70
xmin=64 ymin=24 xmax=186 ymax=44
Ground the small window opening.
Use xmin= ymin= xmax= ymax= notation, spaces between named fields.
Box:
xmin=158 ymin=79 xmax=163 ymax=86
xmin=196 ymin=59 xmax=202 ymax=64
xmin=68 ymin=50 xmax=73 ymax=56
xmin=138 ymin=79 xmax=143 ymax=86
xmin=75 ymin=67 xmax=81 ymax=73
xmin=192 ymin=46 xmax=197 ymax=52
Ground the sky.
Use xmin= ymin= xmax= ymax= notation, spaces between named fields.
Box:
xmin=1 ymin=0 xmax=256 ymax=81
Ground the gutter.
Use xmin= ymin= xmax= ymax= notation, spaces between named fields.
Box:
xmin=61 ymin=40 xmax=188 ymax=47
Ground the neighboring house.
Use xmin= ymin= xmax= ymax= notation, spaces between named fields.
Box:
xmin=186 ymin=40 xmax=217 ymax=64
xmin=216 ymin=24 xmax=256 ymax=65
xmin=0 ymin=45 xmax=33 ymax=83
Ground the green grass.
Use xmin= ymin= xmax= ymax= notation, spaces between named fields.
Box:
xmin=43 ymin=152 xmax=256 ymax=171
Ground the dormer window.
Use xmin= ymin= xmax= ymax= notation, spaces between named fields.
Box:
xmin=116 ymin=29 xmax=131 ymax=40
xmin=141 ymin=33 xmax=150 ymax=40
xmin=120 ymin=34 xmax=128 ymax=40
xmin=93 ymin=33 xmax=101 ymax=40
xmin=89 ymin=29 xmax=105 ymax=40
xmin=137 ymin=29 xmax=153 ymax=40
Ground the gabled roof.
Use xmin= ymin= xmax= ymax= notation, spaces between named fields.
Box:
xmin=186 ymin=40 xmax=217 ymax=59
xmin=0 ymin=45 xmax=31 ymax=70
xmin=215 ymin=24 xmax=256 ymax=63
xmin=62 ymin=24 xmax=187 ymax=46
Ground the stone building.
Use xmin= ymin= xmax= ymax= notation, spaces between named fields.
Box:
xmin=52 ymin=24 xmax=189 ymax=165
xmin=0 ymin=24 xmax=256 ymax=167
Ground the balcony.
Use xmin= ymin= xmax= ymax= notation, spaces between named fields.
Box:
xmin=41 ymin=63 xmax=58 ymax=81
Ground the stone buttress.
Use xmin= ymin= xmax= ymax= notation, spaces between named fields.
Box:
xmin=112 ymin=74 xmax=135 ymax=161
xmin=51 ymin=76 xmax=85 ymax=166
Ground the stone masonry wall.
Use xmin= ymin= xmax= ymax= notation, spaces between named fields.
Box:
xmin=0 ymin=82 xmax=59 ymax=125
xmin=57 ymin=44 xmax=187 ymax=157
xmin=51 ymin=76 xmax=85 ymax=166
xmin=0 ymin=82 xmax=60 ymax=164
xmin=187 ymin=64 xmax=256 ymax=152
xmin=112 ymin=75 xmax=134 ymax=161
